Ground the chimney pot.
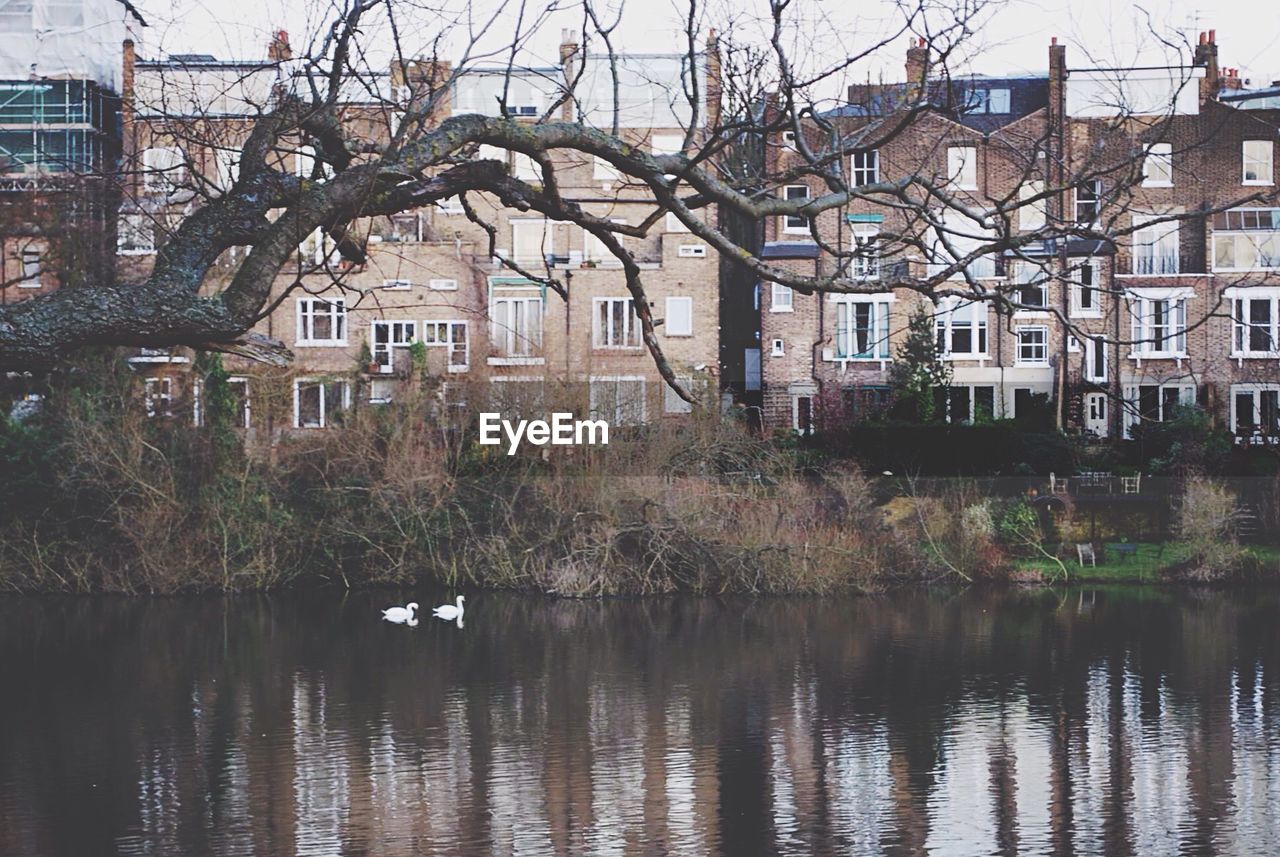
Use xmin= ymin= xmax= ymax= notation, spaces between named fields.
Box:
xmin=1209 ymin=29 xmax=1216 ymax=43
xmin=1051 ymin=36 xmax=1057 ymax=46
xmin=918 ymin=37 xmax=925 ymax=47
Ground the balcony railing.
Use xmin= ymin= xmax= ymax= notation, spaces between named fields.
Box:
xmin=1115 ymin=252 xmax=1206 ymax=276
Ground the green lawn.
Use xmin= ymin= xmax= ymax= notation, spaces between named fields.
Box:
xmin=1013 ymin=542 xmax=1280 ymax=582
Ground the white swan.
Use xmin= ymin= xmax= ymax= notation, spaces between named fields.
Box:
xmin=432 ymin=595 xmax=465 ymax=621
xmin=382 ymin=602 xmax=419 ymax=624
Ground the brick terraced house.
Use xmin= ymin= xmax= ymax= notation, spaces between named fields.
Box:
xmin=755 ymin=33 xmax=1280 ymax=444
xmin=116 ymin=29 xmax=721 ymax=434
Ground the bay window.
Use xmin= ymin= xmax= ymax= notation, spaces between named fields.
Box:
xmin=1212 ymin=208 xmax=1280 ymax=271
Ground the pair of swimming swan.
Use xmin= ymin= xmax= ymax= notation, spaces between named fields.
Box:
xmin=382 ymin=596 xmax=465 ymax=626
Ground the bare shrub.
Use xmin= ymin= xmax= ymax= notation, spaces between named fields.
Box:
xmin=1175 ymin=476 xmax=1250 ymax=582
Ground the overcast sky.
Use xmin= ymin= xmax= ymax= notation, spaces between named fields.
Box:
xmin=133 ymin=0 xmax=1280 ymax=92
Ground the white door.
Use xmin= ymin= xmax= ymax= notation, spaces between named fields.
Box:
xmin=1084 ymin=392 xmax=1108 ymax=437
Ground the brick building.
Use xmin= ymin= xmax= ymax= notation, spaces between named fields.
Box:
xmin=754 ymin=33 xmax=1280 ymax=444
xmin=118 ymin=29 xmax=721 ymax=433
xmin=0 ymin=0 xmax=142 ymax=312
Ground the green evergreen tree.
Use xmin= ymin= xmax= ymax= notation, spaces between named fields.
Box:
xmin=890 ymin=304 xmax=952 ymax=422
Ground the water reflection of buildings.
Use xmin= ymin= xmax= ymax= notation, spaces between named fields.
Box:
xmin=1 ymin=591 xmax=1279 ymax=855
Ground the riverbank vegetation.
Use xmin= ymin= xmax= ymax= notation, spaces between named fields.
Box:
xmin=2 ymin=358 xmax=1278 ymax=594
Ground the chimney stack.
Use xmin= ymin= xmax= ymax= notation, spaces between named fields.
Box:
xmin=905 ymin=37 xmax=928 ymax=89
xmin=268 ymin=29 xmax=292 ymax=62
xmin=1194 ymin=28 xmax=1220 ymax=103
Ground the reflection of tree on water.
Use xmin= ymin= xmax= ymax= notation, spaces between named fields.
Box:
xmin=0 ymin=588 xmax=1278 ymax=855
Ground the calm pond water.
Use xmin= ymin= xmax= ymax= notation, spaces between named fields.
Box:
xmin=1 ymin=587 xmax=1278 ymax=856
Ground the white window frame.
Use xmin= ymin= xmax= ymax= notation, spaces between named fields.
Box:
xmin=215 ymin=148 xmax=239 ymax=191
xmin=510 ymin=219 xmax=552 ymax=265
xmin=833 ymin=296 xmax=892 ymax=361
xmin=851 ymin=150 xmax=879 ymax=186
xmin=489 ymin=289 xmax=544 ymax=360
xmin=1127 ymin=288 xmax=1189 ymax=358
xmin=1075 ymin=180 xmax=1101 ymax=226
xmin=1018 ymin=181 xmax=1046 ymax=231
xmin=665 ymin=296 xmax=693 ymax=337
xmin=422 ymin=319 xmax=470 ymax=371
xmin=117 ymin=213 xmax=155 ymax=255
xmin=771 ymin=338 xmax=785 ymax=357
xmin=370 ymin=320 xmax=417 ymax=372
xmin=1243 ymin=140 xmax=1274 ymax=186
xmin=771 ymin=282 xmax=794 ymax=313
xmin=850 ymin=227 xmax=880 ymax=280
xmin=664 ymin=211 xmax=691 ymax=233
xmin=1228 ymin=288 xmax=1280 ymax=358
xmin=592 ymin=156 xmax=622 ymax=183
xmin=18 ymin=247 xmax=40 ymax=287
xmin=947 ymin=146 xmax=977 ymax=191
xmin=664 ymin=376 xmax=696 ymax=414
xmin=293 ymin=379 xmax=350 ymax=429
xmin=1130 ymin=214 xmax=1180 ymax=275
xmin=1015 ymin=326 xmax=1050 ymax=365
xmin=593 ymin=297 xmax=643 ymax=349
xmin=583 ymin=219 xmax=626 ymax=264
xmin=142 ymin=145 xmax=185 ymax=193
xmin=589 ymin=376 xmax=647 ymax=425
xmin=1230 ymin=384 xmax=1280 ymax=440
xmin=1083 ymin=335 xmax=1108 ymax=382
xmin=511 ymin=152 xmax=541 ymax=181
xmin=935 ymin=298 xmax=989 ymax=359
xmin=782 ymin=184 xmax=810 ymax=234
xmin=1142 ymin=142 xmax=1173 ymax=187
xmin=1123 ymin=383 xmax=1195 ymax=437
xmin=1012 ymin=261 xmax=1050 ymax=312
xmin=428 ymin=278 xmax=459 ymax=291
xmin=227 ymin=376 xmax=251 ymax=428
xmin=651 ymin=135 xmax=684 ymax=156
xmin=143 ymin=377 xmax=172 ymax=418
xmin=382 ymin=278 xmax=412 ymax=291
xmin=1070 ymin=258 xmax=1101 ymax=317
xmin=1212 ymin=209 xmax=1280 ymax=272
xmin=295 ymin=297 xmax=348 ymax=346
xmin=943 ymin=384 xmax=997 ymax=424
